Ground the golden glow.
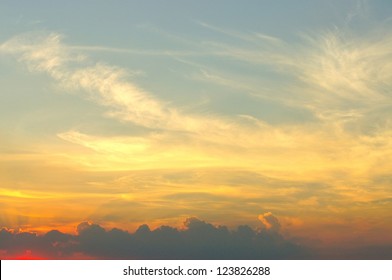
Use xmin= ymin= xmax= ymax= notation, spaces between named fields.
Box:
xmin=1 ymin=8 xmax=392 ymax=255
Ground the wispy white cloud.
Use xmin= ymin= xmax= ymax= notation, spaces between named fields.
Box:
xmin=196 ymin=20 xmax=284 ymax=46
xmin=70 ymin=45 xmax=211 ymax=57
xmin=0 ymin=33 xmax=235 ymax=137
xmin=2 ymin=27 xmax=392 ymax=185
xmin=194 ymin=20 xmax=392 ymax=126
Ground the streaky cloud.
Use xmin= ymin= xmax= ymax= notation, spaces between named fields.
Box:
xmin=0 ymin=32 xmax=233 ymax=137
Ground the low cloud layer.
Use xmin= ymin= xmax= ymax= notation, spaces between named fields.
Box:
xmin=0 ymin=216 xmax=310 ymax=260
xmin=2 ymin=215 xmax=391 ymax=260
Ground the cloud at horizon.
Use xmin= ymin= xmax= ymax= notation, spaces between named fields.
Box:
xmin=2 ymin=215 xmax=391 ymax=260
xmin=0 ymin=216 xmax=310 ymax=260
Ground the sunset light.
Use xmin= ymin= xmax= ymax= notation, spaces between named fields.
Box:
xmin=1 ymin=0 xmax=392 ymax=260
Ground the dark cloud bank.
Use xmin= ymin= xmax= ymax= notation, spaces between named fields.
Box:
xmin=1 ymin=217 xmax=391 ymax=259
xmin=1 ymin=217 xmax=309 ymax=259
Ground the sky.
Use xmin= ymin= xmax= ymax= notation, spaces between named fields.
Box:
xmin=1 ymin=0 xmax=392 ymax=259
